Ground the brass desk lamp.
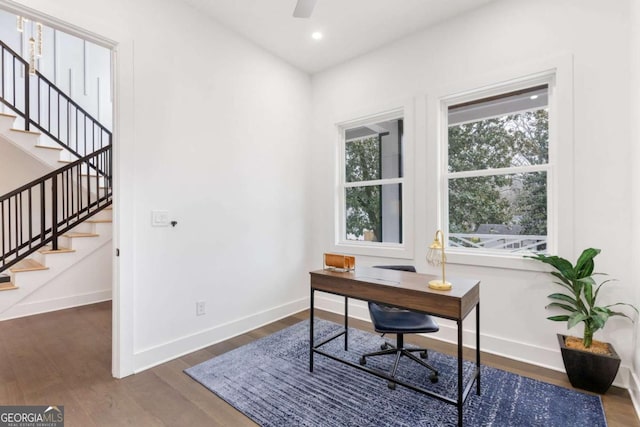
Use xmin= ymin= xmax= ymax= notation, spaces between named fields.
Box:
xmin=426 ymin=230 xmax=452 ymax=290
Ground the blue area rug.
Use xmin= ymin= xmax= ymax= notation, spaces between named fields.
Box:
xmin=185 ymin=319 xmax=606 ymax=426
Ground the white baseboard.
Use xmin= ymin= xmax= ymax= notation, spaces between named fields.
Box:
xmin=0 ymin=289 xmax=112 ymax=321
xmin=314 ymin=293 xmax=634 ymax=390
xmin=133 ymin=297 xmax=309 ymax=373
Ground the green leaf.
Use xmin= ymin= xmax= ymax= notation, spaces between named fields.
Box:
xmin=607 ymin=311 xmax=635 ymax=321
xmin=528 ymin=254 xmax=576 ymax=279
xmin=594 ymin=278 xmax=617 ymax=300
xmin=580 ymin=278 xmax=594 ymax=306
xmin=575 ymin=248 xmax=600 ymax=278
xmin=572 ymin=279 xmax=583 ymax=297
xmin=591 ymin=311 xmax=608 ymax=329
xmin=545 ymin=302 xmax=577 ymax=313
xmin=568 ymin=312 xmax=588 ymax=329
xmin=547 ymin=315 xmax=570 ymax=322
xmin=605 ymin=302 xmax=640 ymax=315
xmin=550 ymin=272 xmax=571 ymax=286
xmin=548 ymin=293 xmax=577 ymax=307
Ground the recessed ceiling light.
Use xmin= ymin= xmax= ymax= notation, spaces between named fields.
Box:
xmin=530 ymin=95 xmax=539 ymax=100
xmin=311 ymin=31 xmax=323 ymax=40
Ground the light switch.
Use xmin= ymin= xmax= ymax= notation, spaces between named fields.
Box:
xmin=152 ymin=210 xmax=170 ymax=227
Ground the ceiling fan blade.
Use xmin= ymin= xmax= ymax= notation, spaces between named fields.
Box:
xmin=293 ymin=0 xmax=318 ymax=18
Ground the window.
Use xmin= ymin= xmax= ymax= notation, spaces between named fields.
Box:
xmin=338 ymin=113 xmax=405 ymax=248
xmin=444 ymin=83 xmax=551 ymax=255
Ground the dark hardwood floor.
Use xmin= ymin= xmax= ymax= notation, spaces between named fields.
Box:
xmin=0 ymin=301 xmax=637 ymax=426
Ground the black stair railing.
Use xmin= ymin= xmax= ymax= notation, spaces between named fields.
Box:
xmin=0 ymin=39 xmax=110 ymax=161
xmin=0 ymin=145 xmax=112 ymax=273
xmin=0 ymin=37 xmax=113 ymax=274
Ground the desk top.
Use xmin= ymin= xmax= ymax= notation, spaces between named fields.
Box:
xmin=310 ymin=266 xmax=480 ymax=320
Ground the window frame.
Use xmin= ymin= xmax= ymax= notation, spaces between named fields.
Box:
xmin=442 ymin=77 xmax=554 ymax=257
xmin=334 ymin=104 xmax=414 ymax=259
xmin=431 ymin=61 xmax=573 ymax=270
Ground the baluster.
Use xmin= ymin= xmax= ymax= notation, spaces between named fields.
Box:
xmin=51 ymin=175 xmax=58 ymax=251
xmin=25 ymin=67 xmax=30 ymax=130
xmin=1 ymin=46 xmax=4 ymax=100
xmin=1 ymin=200 xmax=5 ymax=265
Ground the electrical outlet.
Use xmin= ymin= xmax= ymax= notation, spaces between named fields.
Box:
xmin=196 ymin=301 xmax=206 ymax=316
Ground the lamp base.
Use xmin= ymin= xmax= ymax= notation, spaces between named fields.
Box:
xmin=428 ymin=280 xmax=452 ymax=291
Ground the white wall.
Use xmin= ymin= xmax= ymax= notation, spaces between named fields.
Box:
xmin=0 ymin=138 xmax=49 ymax=193
xmin=311 ymin=0 xmax=636 ymax=384
xmin=6 ymin=0 xmax=311 ymax=375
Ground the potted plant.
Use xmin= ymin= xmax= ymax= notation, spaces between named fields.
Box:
xmin=528 ymin=248 xmax=638 ymax=394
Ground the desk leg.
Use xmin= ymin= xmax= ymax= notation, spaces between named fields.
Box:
xmin=476 ymin=301 xmax=481 ymax=395
xmin=457 ymin=319 xmax=463 ymax=427
xmin=344 ymin=296 xmax=349 ymax=351
xmin=310 ymin=288 xmax=314 ymax=372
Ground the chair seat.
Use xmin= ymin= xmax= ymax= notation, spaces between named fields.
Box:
xmin=368 ymin=302 xmax=439 ymax=334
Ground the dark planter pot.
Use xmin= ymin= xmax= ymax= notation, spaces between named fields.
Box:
xmin=557 ymin=334 xmax=621 ymax=394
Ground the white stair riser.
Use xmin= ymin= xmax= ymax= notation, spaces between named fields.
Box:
xmin=91 ymin=209 xmax=112 ymax=222
xmin=10 ymin=268 xmax=50 ymax=288
xmin=31 ymin=251 xmax=46 ymax=265
xmin=89 ymin=222 xmax=112 ymax=236
xmin=71 ymin=222 xmax=95 ymax=234
xmin=80 ymin=177 xmax=109 ymax=194
xmin=2 ymin=129 xmax=40 ymax=145
xmin=38 ymin=251 xmax=77 ymax=271
xmin=0 ymin=115 xmax=17 ymax=132
xmin=81 ymin=175 xmax=107 ymax=186
xmin=61 ymin=233 xmax=110 ymax=251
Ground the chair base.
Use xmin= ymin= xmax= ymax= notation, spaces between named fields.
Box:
xmin=359 ymin=334 xmax=439 ymax=389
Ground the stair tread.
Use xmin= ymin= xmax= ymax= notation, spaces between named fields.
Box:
xmin=63 ymin=232 xmax=99 ymax=238
xmin=39 ymin=246 xmax=76 ymax=254
xmin=10 ymin=259 xmax=49 ymax=273
xmin=0 ymin=282 xmax=18 ymax=291
xmin=0 ymin=112 xmax=17 ymax=119
xmin=9 ymin=128 xmax=40 ymax=136
xmin=87 ymin=219 xmax=112 ymax=223
xmin=35 ymin=144 xmax=63 ymax=151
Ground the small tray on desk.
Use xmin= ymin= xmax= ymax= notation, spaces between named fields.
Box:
xmin=323 ymin=253 xmax=355 ymax=271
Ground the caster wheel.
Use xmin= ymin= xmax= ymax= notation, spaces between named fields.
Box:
xmin=387 ymin=381 xmax=396 ymax=390
xmin=430 ymin=374 xmax=439 ymax=383
xmin=380 ymin=343 xmax=388 ymax=350
xmin=359 ymin=357 xmax=366 ymax=366
xmin=420 ymin=351 xmax=428 ymax=359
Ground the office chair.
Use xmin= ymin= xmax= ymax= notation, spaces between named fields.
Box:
xmin=359 ymin=265 xmax=439 ymax=389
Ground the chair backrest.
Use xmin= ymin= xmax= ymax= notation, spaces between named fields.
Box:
xmin=372 ymin=265 xmax=416 ymax=273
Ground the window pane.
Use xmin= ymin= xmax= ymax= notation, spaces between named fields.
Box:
xmin=448 ymin=92 xmax=548 ymax=173
xmin=448 ymin=172 xmax=547 ymax=252
xmin=346 ymin=184 xmax=402 ymax=243
xmin=345 ymin=119 xmax=402 ymax=182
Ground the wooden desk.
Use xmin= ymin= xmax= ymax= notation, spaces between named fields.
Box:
xmin=309 ymin=266 xmax=480 ymax=427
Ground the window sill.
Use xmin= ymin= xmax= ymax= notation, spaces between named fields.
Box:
xmin=446 ymin=250 xmax=548 ymax=272
xmin=333 ymin=242 xmax=414 ymax=260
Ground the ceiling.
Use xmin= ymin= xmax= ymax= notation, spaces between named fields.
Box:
xmin=180 ymin=0 xmax=496 ymax=74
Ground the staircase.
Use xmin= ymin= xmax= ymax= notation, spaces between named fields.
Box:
xmin=0 ymin=38 xmax=112 ymax=316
